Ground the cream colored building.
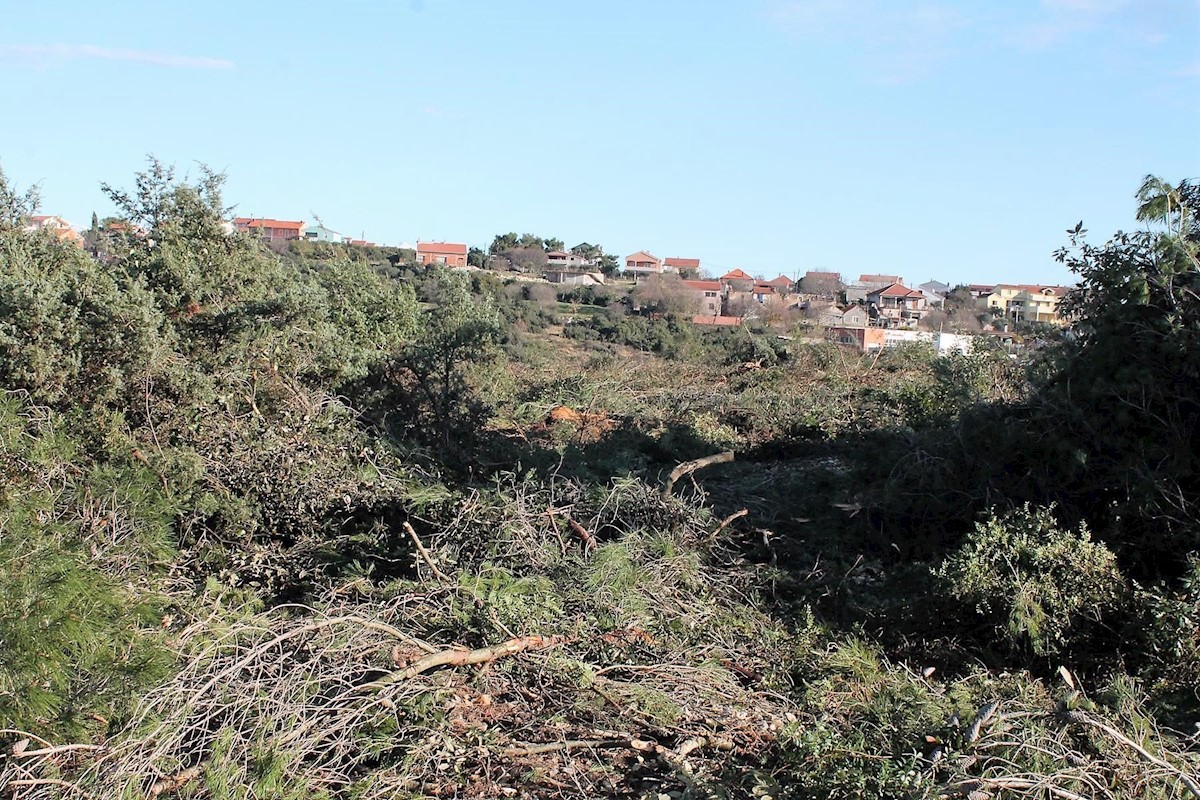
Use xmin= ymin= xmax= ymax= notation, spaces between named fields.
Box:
xmin=981 ymin=284 xmax=1071 ymax=324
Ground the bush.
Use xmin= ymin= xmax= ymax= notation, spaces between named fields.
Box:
xmin=937 ymin=504 xmax=1126 ymax=659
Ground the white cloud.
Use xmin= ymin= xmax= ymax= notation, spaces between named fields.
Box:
xmin=0 ymin=43 xmax=234 ymax=70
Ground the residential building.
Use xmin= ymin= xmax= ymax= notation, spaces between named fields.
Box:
xmin=546 ymin=251 xmax=593 ymax=269
xmin=805 ymin=301 xmax=869 ymax=328
xmin=918 ymin=280 xmax=951 ymax=307
xmin=545 ymin=269 xmax=605 ymax=286
xmin=664 ymin=257 xmax=701 ymax=276
xmin=24 ymin=215 xmax=83 ymax=245
xmin=681 ymin=279 xmax=723 ymax=316
xmin=866 ymin=282 xmax=927 ymax=328
xmin=303 ymin=224 xmax=345 ymax=243
xmin=828 ymin=326 xmax=887 ymax=351
xmin=763 ymin=275 xmax=795 ymax=293
xmin=624 ymin=251 xmax=663 ymax=277
xmin=234 ymin=217 xmax=306 ymax=242
xmin=980 ymin=284 xmax=1071 ymax=324
xmin=417 ymin=241 xmax=468 ymax=267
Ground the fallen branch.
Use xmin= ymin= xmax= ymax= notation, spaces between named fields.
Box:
xmin=364 ymin=635 xmax=562 ymax=691
xmin=662 ymin=451 xmax=734 ymax=499
xmin=707 ymin=508 xmax=748 ymax=542
xmin=1064 ymin=710 xmax=1200 ymax=799
xmin=403 ymin=520 xmax=450 ymax=582
xmin=502 ymin=738 xmax=655 ymax=757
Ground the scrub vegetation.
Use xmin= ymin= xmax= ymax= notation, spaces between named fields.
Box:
xmin=2 ymin=161 xmax=1198 ymax=799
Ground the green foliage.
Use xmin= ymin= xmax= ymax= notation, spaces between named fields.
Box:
xmin=0 ymin=398 xmax=171 ymax=739
xmin=0 ymin=229 xmax=169 ymax=408
xmin=937 ymin=504 xmax=1126 ymax=658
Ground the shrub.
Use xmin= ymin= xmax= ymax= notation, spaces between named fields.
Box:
xmin=937 ymin=504 xmax=1126 ymax=658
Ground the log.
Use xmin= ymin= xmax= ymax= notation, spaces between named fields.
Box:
xmin=662 ymin=451 xmax=734 ymax=499
xmin=365 ymin=635 xmax=562 ymax=691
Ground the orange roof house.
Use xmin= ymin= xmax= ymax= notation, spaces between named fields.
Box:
xmin=233 ymin=217 xmax=306 ymax=242
xmin=416 ymin=241 xmax=468 ymax=267
xmin=866 ymin=282 xmax=927 ymax=328
xmin=664 ymin=257 xmax=701 ymax=274
xmin=25 ymin=215 xmax=83 ymax=245
xmin=624 ymin=251 xmax=663 ymax=276
xmin=681 ymin=278 xmax=723 ymax=316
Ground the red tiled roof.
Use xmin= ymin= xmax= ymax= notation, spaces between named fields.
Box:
xmin=754 ymin=284 xmax=777 ymax=294
xmin=806 ymin=270 xmax=839 ymax=278
xmin=682 ymin=280 xmax=721 ymax=291
xmin=692 ymin=315 xmax=743 ymax=326
xmin=626 ymin=250 xmax=660 ymax=262
xmin=764 ymin=275 xmax=793 ymax=287
xmin=872 ymin=282 xmax=925 ymax=298
xmin=546 ymin=250 xmax=570 ymax=258
xmin=664 ymin=257 xmax=700 ymax=269
xmin=969 ymin=284 xmax=997 ymax=292
xmin=235 ymin=217 xmax=305 ymax=231
xmin=720 ymin=268 xmax=754 ymax=280
xmin=417 ymin=241 xmax=468 ymax=255
xmin=859 ymin=273 xmax=902 ymax=284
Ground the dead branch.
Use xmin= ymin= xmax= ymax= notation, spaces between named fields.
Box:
xmin=403 ymin=520 xmax=450 ymax=582
xmin=662 ymin=451 xmax=734 ymax=499
xmin=1065 ymin=710 xmax=1200 ymax=799
xmin=364 ymin=635 xmax=563 ymax=691
xmin=502 ymin=738 xmax=654 ymax=757
xmin=707 ymin=508 xmax=748 ymax=542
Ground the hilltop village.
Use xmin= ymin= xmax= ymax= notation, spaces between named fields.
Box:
xmin=27 ymin=211 xmax=1071 ymax=352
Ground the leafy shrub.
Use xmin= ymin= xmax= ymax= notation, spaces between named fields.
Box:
xmin=937 ymin=504 xmax=1126 ymax=658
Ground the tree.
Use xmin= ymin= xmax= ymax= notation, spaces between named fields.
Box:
xmin=0 ymin=163 xmax=39 ymax=231
xmin=799 ymin=271 xmax=842 ymax=298
xmin=1043 ymin=177 xmax=1200 ymax=575
xmin=467 ymin=246 xmax=487 ymax=268
xmin=543 ymin=237 xmax=564 ymax=252
xmin=632 ymin=274 xmax=699 ymax=316
xmin=489 ymin=232 xmax=519 ymax=255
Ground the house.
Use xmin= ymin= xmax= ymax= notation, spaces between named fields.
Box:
xmin=234 ymin=217 xmax=306 ymax=242
xmin=719 ymin=268 xmax=756 ymax=291
xmin=980 ymin=284 xmax=1071 ymax=324
xmin=866 ymin=283 xmax=927 ymax=328
xmin=547 ymin=251 xmax=593 ymax=269
xmin=752 ymin=283 xmax=781 ymax=305
xmin=664 ymin=257 xmax=701 ymax=276
xmin=763 ymin=275 xmax=795 ymax=293
xmin=303 ymin=224 xmax=345 ymax=243
xmin=681 ymin=279 xmax=723 ymax=316
xmin=416 ymin=241 xmax=468 ymax=267
xmin=805 ymin=301 xmax=868 ymax=328
xmin=624 ymin=251 xmax=663 ymax=277
xmin=24 ymin=215 xmax=83 ymax=245
xmin=918 ymin=280 xmax=951 ymax=307
xmin=545 ymin=269 xmax=605 ymax=286
xmin=828 ymin=326 xmax=887 ymax=351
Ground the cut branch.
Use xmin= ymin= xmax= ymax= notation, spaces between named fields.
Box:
xmin=364 ymin=635 xmax=562 ymax=691
xmin=662 ymin=451 xmax=734 ymax=499
xmin=403 ymin=520 xmax=450 ymax=582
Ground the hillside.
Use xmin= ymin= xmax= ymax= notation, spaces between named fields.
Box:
xmin=2 ymin=164 xmax=1199 ymax=799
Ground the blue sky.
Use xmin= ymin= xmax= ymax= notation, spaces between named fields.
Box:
xmin=1 ymin=0 xmax=1195 ymax=285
